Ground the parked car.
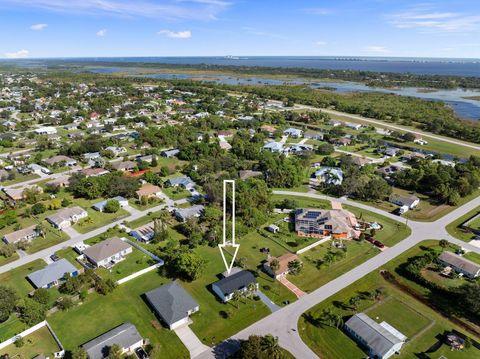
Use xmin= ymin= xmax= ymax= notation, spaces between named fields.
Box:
xmin=135 ymin=347 xmax=149 ymax=359
xmin=50 ymin=253 xmax=60 ymax=261
xmin=372 ymin=240 xmax=385 ymax=249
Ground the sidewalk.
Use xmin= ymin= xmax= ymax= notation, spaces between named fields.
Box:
xmin=278 ymin=276 xmax=306 ymax=299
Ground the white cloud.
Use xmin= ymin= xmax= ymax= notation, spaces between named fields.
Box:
xmin=364 ymin=46 xmax=389 ymax=54
xmin=388 ymin=6 xmax=480 ymax=33
xmin=158 ymin=30 xmax=192 ymax=39
xmin=30 ymin=23 xmax=48 ymax=30
xmin=316 ymin=41 xmax=327 ymax=46
xmin=96 ymin=29 xmax=107 ymax=37
xmin=4 ymin=0 xmax=230 ymax=21
xmin=5 ymin=49 xmax=29 ymax=58
xmin=304 ymin=8 xmax=332 ymax=16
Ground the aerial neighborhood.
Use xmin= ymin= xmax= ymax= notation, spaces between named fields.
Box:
xmin=0 ymin=66 xmax=479 ymax=359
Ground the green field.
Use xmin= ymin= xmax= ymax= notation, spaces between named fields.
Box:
xmin=1 ymin=326 xmax=61 ymax=358
xmin=48 ymin=271 xmax=189 ymax=358
xmin=0 ymin=259 xmax=46 ymax=297
xmin=446 ymin=206 xmax=480 ymax=242
xmin=299 ymin=240 xmax=480 ymax=359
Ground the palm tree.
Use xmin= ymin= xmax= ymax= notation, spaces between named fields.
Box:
xmin=270 ymin=258 xmax=280 ymax=273
xmin=261 ymin=334 xmax=282 ymax=359
xmin=288 ymin=259 xmax=303 ymax=275
xmin=348 ymin=295 xmax=361 ymax=311
xmin=35 ymin=223 xmax=45 ymax=238
xmin=247 ymin=283 xmax=257 ymax=298
xmin=232 ymin=290 xmax=242 ymax=309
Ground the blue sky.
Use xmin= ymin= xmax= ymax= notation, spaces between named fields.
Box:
xmin=0 ymin=0 xmax=479 ymax=58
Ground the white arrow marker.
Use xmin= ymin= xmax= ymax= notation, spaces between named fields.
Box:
xmin=218 ymin=180 xmax=240 ymax=275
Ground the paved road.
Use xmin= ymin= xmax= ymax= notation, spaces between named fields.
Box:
xmin=0 ymin=196 xmax=187 ymax=275
xmin=197 ymin=190 xmax=480 ymax=359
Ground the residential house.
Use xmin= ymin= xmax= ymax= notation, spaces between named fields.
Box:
xmin=46 ymin=175 xmax=70 ymax=188
xmin=389 ymin=194 xmax=420 ymax=209
xmin=237 ymin=115 xmax=254 ymax=121
xmin=283 ymin=128 xmax=303 ymax=138
xmin=295 ymin=208 xmax=359 ymax=239
xmin=82 ymin=323 xmax=144 ymax=359
xmin=260 ymin=124 xmax=276 ymax=137
xmin=2 ymin=225 xmax=38 ymax=245
xmin=263 ymin=253 xmax=300 ymax=279
xmin=145 ymin=281 xmax=200 ymax=330
xmin=350 ymin=157 xmax=371 ymax=167
xmin=3 ymin=185 xmax=43 ymax=202
xmin=34 ymin=126 xmax=57 ymax=135
xmin=104 ymin=146 xmax=127 ymax=157
xmin=166 ymin=175 xmax=195 ymax=189
xmin=267 ymin=224 xmax=280 ymax=233
xmin=174 ymin=205 xmax=205 ymax=222
xmin=290 ymin=143 xmax=313 ymax=154
xmin=334 ymin=137 xmax=352 ymax=147
xmin=28 ymin=163 xmax=51 ymax=175
xmin=135 ymin=184 xmax=162 ymax=199
xmin=79 ymin=168 xmax=110 ymax=177
xmin=83 ymin=237 xmax=132 ymax=268
xmin=92 ymin=196 xmax=128 ymax=212
xmin=212 ymin=270 xmax=258 ymax=302
xmin=46 ymin=206 xmax=88 ymax=229
xmin=314 ymin=167 xmax=344 ymax=186
xmin=303 ymin=131 xmax=324 ymax=140
xmin=43 ymin=155 xmax=77 ymax=167
xmin=438 ymin=251 xmax=480 ymax=279
xmin=161 ymin=149 xmax=180 ymax=158
xmin=263 ymin=141 xmax=283 ymax=153
xmin=383 ymin=147 xmax=401 ymax=157
xmin=329 ymin=120 xmax=342 ymax=127
xmin=344 ymin=313 xmax=406 ymax=359
xmin=345 ymin=122 xmax=362 ymax=130
xmin=27 ymin=259 xmax=79 ymax=289
xmin=111 ymin=160 xmax=136 ymax=172
xmin=130 ymin=222 xmax=155 ymax=243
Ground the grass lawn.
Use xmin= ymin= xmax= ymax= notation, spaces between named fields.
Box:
xmin=0 ymin=172 xmax=40 ymax=186
xmin=270 ymin=194 xmax=331 ymax=210
xmin=0 ymin=259 xmax=46 ymax=297
xmin=0 ymin=251 xmax=19 ymax=266
xmin=55 ymin=247 xmax=83 ymax=269
xmin=96 ymin=247 xmax=155 ymax=282
xmin=126 ymin=210 xmax=168 ymax=228
xmin=73 ymin=207 xmax=130 ymax=234
xmin=48 ymin=271 xmax=189 ymax=358
xmin=0 ymin=315 xmax=27 ymax=342
xmin=289 ymin=240 xmax=380 ymax=293
xmin=299 ymin=242 xmax=480 ymax=359
xmin=162 ymin=186 xmax=191 ymax=201
xmin=182 ymin=246 xmax=271 ymax=346
xmin=446 ymin=206 xmax=480 ymax=242
xmin=2 ymin=326 xmax=61 ymax=358
xmin=129 ymin=198 xmax=164 ymax=211
xmin=26 ymin=227 xmax=69 ymax=254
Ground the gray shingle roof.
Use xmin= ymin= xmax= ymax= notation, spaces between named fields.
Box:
xmin=345 ymin=313 xmax=405 ymax=357
xmin=82 ymin=322 xmax=142 ymax=359
xmin=27 ymin=259 xmax=77 ymax=288
xmin=145 ymin=281 xmax=198 ymax=326
xmin=439 ymin=251 xmax=480 ymax=276
xmin=212 ymin=270 xmax=257 ymax=296
xmin=83 ymin=237 xmax=131 ymax=263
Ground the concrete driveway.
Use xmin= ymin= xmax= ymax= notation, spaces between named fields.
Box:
xmin=174 ymin=325 xmax=211 ymax=358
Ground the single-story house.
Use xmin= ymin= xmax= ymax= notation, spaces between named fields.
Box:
xmin=438 ymin=251 xmax=480 ymax=279
xmin=43 ymin=155 xmax=77 ymax=167
xmin=28 ymin=163 xmax=51 ymax=175
xmin=46 ymin=175 xmax=71 ymax=188
xmin=130 ymin=222 xmax=155 ymax=243
xmin=166 ymin=175 xmax=195 ymax=188
xmin=345 ymin=122 xmax=362 ymax=130
xmin=344 ymin=313 xmax=406 ymax=359
xmin=111 ymin=160 xmax=136 ymax=172
xmin=3 ymin=185 xmax=43 ymax=202
xmin=283 ymin=128 xmax=303 ymax=138
xmin=83 ymin=237 xmax=132 ymax=268
xmin=263 ymin=253 xmax=300 ymax=279
xmin=92 ymin=196 xmax=128 ymax=212
xmin=135 ymin=184 xmax=162 ymax=199
xmin=82 ymin=322 xmax=144 ymax=359
xmin=161 ymin=149 xmax=180 ymax=158
xmin=334 ymin=137 xmax=352 ymax=147
xmin=174 ymin=205 xmax=205 ymax=222
xmin=104 ymin=146 xmax=127 ymax=157
xmin=46 ymin=206 xmax=88 ymax=229
xmin=34 ymin=126 xmax=57 ymax=135
xmin=389 ymin=194 xmax=420 ymax=209
xmin=350 ymin=157 xmax=371 ymax=167
xmin=384 ymin=147 xmax=401 ymax=157
xmin=79 ymin=168 xmax=110 ymax=177
xmin=2 ymin=225 xmax=39 ymax=245
xmin=83 ymin=152 xmax=101 ymax=161
xmin=314 ymin=167 xmax=344 ymax=186
xmin=304 ymin=131 xmax=324 ymax=140
xmin=27 ymin=259 xmax=78 ymax=289
xmin=145 ymin=281 xmax=200 ymax=330
xmin=263 ymin=141 xmax=283 ymax=153
xmin=290 ymin=144 xmax=314 ymax=154
xmin=212 ymin=270 xmax=258 ymax=302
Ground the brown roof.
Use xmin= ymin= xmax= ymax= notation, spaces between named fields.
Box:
xmin=267 ymin=253 xmax=299 ymax=275
xmin=136 ymin=184 xmax=161 ymax=198
xmin=3 ymin=225 xmax=37 ymax=244
xmin=83 ymin=237 xmax=131 ymax=263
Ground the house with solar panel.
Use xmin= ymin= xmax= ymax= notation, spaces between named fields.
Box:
xmin=344 ymin=313 xmax=407 ymax=359
xmin=294 ymin=208 xmax=359 ymax=239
